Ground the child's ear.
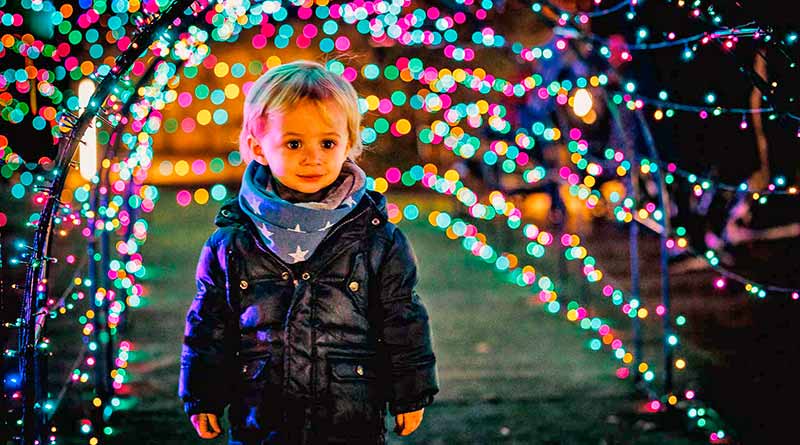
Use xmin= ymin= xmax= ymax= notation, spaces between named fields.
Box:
xmin=246 ymin=134 xmax=269 ymax=166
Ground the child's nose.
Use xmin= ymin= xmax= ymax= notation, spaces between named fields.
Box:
xmin=303 ymin=147 xmax=324 ymax=164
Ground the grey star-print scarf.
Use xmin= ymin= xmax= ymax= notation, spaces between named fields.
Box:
xmin=238 ymin=159 xmax=367 ymax=264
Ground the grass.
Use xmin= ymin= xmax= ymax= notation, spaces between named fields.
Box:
xmin=44 ymin=190 xmax=708 ymax=444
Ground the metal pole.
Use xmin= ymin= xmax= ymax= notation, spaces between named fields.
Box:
xmin=1 ymin=230 xmax=4 ymax=316
xmin=100 ymin=164 xmax=114 ymax=398
xmin=605 ymin=98 xmax=644 ymax=380
xmin=18 ymin=157 xmax=75 ymax=445
xmin=88 ymin=184 xmax=104 ymax=400
xmin=634 ymin=111 xmax=674 ymax=394
xmin=629 ymin=179 xmax=643 ymax=383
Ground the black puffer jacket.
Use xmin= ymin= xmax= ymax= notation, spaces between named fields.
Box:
xmin=179 ymin=190 xmax=439 ymax=445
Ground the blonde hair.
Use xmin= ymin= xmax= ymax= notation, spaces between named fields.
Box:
xmin=239 ymin=60 xmax=363 ymax=164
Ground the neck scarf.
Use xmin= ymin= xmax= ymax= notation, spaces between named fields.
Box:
xmin=238 ymin=159 xmax=367 ymax=264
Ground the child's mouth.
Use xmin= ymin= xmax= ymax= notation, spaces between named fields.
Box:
xmin=297 ymin=175 xmax=324 ymax=181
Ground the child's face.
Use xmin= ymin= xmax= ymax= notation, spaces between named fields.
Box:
xmin=248 ymin=99 xmax=350 ymax=193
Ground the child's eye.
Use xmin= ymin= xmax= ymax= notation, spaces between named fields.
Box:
xmin=286 ymin=140 xmax=302 ymax=150
xmin=322 ymin=139 xmax=337 ymax=149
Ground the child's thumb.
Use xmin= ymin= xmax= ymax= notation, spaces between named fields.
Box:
xmin=191 ymin=414 xmax=218 ymax=439
xmin=208 ymin=414 xmax=222 ymax=433
xmin=393 ymin=413 xmax=405 ymax=434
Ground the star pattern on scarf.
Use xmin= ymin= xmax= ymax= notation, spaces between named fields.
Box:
xmin=288 ymin=245 xmax=309 ymax=263
xmin=288 ymin=224 xmax=304 ymax=233
xmin=244 ymin=192 xmax=263 ymax=215
xmin=318 ymin=221 xmax=333 ymax=231
xmin=256 ymin=223 xmax=274 ymax=245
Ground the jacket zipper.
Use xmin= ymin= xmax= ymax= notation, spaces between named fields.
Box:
xmin=307 ymin=205 xmax=376 ymax=410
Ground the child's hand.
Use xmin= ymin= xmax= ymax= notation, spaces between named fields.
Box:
xmin=394 ymin=408 xmax=424 ymax=436
xmin=190 ymin=413 xmax=222 ymax=439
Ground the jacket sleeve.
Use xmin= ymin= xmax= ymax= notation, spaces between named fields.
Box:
xmin=179 ymin=234 xmax=236 ymax=416
xmin=377 ymin=227 xmax=439 ymax=415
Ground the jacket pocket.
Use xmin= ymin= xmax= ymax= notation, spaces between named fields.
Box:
xmin=232 ymin=353 xmax=283 ymax=432
xmin=237 ymin=354 xmax=271 ymax=404
xmin=326 ymin=353 xmax=383 ymax=432
xmin=241 ymin=354 xmax=270 ymax=381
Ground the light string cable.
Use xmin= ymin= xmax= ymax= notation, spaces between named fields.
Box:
xmin=538 ymin=12 xmax=800 ymax=299
xmin=538 ymin=8 xmax=800 ymax=195
xmin=661 ymin=0 xmax=800 ymax=120
xmin=538 ymin=14 xmax=797 ymax=120
xmin=553 ymin=3 xmax=800 ymax=298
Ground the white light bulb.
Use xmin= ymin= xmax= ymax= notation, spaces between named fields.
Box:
xmin=77 ymin=79 xmax=98 ymax=181
xmin=573 ymin=89 xmax=593 ymax=117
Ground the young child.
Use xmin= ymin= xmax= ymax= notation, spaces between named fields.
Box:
xmin=179 ymin=60 xmax=439 ymax=445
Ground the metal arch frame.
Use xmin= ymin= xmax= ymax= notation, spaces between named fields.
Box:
xmin=16 ymin=1 xmax=199 ymax=443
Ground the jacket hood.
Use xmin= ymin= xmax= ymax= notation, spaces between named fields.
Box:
xmin=214 ymin=189 xmax=388 ymax=228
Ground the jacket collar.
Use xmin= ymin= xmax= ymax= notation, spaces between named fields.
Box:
xmin=215 ymin=190 xmax=389 ymax=274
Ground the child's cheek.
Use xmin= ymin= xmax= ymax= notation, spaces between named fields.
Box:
xmin=269 ymin=159 xmax=285 ymax=176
